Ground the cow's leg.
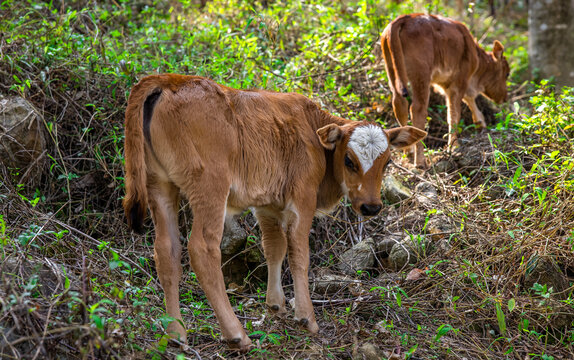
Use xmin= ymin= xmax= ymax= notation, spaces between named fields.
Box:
xmin=391 ymin=89 xmax=410 ymax=127
xmin=148 ymin=179 xmax=186 ymax=342
xmin=382 ymin=41 xmax=409 ymax=127
xmin=408 ymin=74 xmax=431 ymax=168
xmin=255 ymin=209 xmax=287 ymax=313
xmin=285 ymin=195 xmax=319 ymax=333
xmin=446 ymin=88 xmax=465 ymax=149
xmin=185 ymin=175 xmax=251 ymax=351
xmin=463 ymin=95 xmax=487 ymax=130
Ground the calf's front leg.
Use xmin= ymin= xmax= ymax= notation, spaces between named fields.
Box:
xmin=285 ymin=200 xmax=319 ymax=333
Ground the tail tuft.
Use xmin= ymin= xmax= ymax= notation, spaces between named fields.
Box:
xmin=127 ymin=201 xmax=146 ymax=235
xmin=401 ymin=88 xmax=409 ymax=98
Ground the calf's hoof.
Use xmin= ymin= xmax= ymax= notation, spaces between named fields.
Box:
xmin=167 ymin=321 xmax=187 ymax=344
xmin=268 ymin=303 xmax=287 ymax=315
xmin=226 ymin=335 xmax=253 ymax=353
xmin=296 ymin=317 xmax=319 ymax=334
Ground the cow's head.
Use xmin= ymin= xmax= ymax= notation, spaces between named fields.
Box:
xmin=317 ymin=122 xmax=426 ymax=216
xmin=484 ymin=40 xmax=510 ymax=104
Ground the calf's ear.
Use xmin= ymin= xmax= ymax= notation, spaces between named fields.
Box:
xmin=493 ymin=40 xmax=504 ymax=60
xmin=386 ymin=126 xmax=427 ymax=149
xmin=317 ymin=124 xmax=343 ymax=150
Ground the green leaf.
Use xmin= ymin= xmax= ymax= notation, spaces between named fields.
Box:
xmin=508 ymin=298 xmax=516 ymax=312
xmin=495 ymin=302 xmax=506 ymax=336
xmin=434 ymin=324 xmax=453 ymax=342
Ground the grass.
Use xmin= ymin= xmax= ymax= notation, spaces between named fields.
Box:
xmin=1 ymin=0 xmax=573 ymax=359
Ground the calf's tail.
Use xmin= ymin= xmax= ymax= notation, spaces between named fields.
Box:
xmin=388 ymin=20 xmax=409 ymax=98
xmin=123 ymin=79 xmax=163 ymax=234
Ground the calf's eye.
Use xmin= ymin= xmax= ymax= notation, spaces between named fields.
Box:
xmin=344 ymin=154 xmax=356 ymax=171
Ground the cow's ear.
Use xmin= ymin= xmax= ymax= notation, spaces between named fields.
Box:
xmin=317 ymin=124 xmax=343 ymax=150
xmin=386 ymin=126 xmax=427 ymax=149
xmin=493 ymin=40 xmax=504 ymax=60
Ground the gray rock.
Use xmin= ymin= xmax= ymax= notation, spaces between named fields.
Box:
xmin=353 ymin=342 xmax=386 ymax=360
xmin=432 ymin=160 xmax=452 ymax=174
xmin=311 ymin=271 xmax=362 ymax=295
xmin=376 ymin=234 xmax=402 ymax=254
xmin=0 ymin=96 xmax=46 ymax=182
xmin=388 ymin=236 xmax=429 ymax=270
xmin=338 ymin=238 xmax=376 ymax=275
xmin=220 ymin=216 xmax=248 ymax=255
xmin=415 ymin=181 xmax=439 ymax=207
xmin=381 ymin=175 xmax=412 ymax=204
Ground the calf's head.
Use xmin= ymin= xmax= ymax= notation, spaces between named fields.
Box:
xmin=317 ymin=122 xmax=426 ymax=216
xmin=483 ymin=40 xmax=510 ymax=104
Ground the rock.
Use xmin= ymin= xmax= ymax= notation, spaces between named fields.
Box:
xmin=388 ymin=241 xmax=414 ymax=270
xmin=432 ymin=160 xmax=452 ymax=174
xmin=353 ymin=342 xmax=386 ymax=360
xmin=376 ymin=234 xmax=402 ymax=269
xmin=220 ymin=216 xmax=247 ymax=255
xmin=414 ymin=181 xmax=439 ymax=208
xmin=0 ymin=96 xmax=46 ymax=182
xmin=220 ymin=216 xmax=263 ymax=285
xmin=311 ymin=271 xmax=363 ymax=295
xmin=388 ymin=236 xmax=429 ymax=270
xmin=382 ymin=175 xmax=412 ymax=205
xmin=376 ymin=234 xmax=402 ymax=254
xmin=338 ymin=238 xmax=376 ymax=275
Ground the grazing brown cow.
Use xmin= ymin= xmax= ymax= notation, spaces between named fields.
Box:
xmin=381 ymin=13 xmax=509 ymax=167
xmin=123 ymin=74 xmax=426 ymax=351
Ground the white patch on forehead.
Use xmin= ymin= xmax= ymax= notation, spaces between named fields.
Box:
xmin=348 ymin=125 xmax=388 ymax=173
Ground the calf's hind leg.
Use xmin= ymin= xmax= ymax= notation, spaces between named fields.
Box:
xmin=148 ymin=179 xmax=186 ymax=342
xmin=185 ymin=174 xmax=252 ymax=351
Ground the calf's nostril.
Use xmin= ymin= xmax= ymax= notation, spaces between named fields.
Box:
xmin=360 ymin=204 xmax=382 ymax=216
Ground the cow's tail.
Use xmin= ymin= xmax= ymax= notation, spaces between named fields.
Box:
xmin=388 ymin=20 xmax=409 ymax=98
xmin=123 ymin=79 xmax=162 ymax=234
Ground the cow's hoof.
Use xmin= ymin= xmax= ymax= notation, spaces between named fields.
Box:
xmin=268 ymin=304 xmax=287 ymax=314
xmin=296 ymin=317 xmax=319 ymax=333
xmin=167 ymin=320 xmax=187 ymax=345
xmin=226 ymin=336 xmax=253 ymax=353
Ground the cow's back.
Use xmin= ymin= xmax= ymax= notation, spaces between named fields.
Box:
xmin=396 ymin=14 xmax=478 ymax=85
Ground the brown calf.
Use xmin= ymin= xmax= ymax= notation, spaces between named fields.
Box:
xmin=123 ymin=74 xmax=426 ymax=351
xmin=381 ymin=13 xmax=509 ymax=167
